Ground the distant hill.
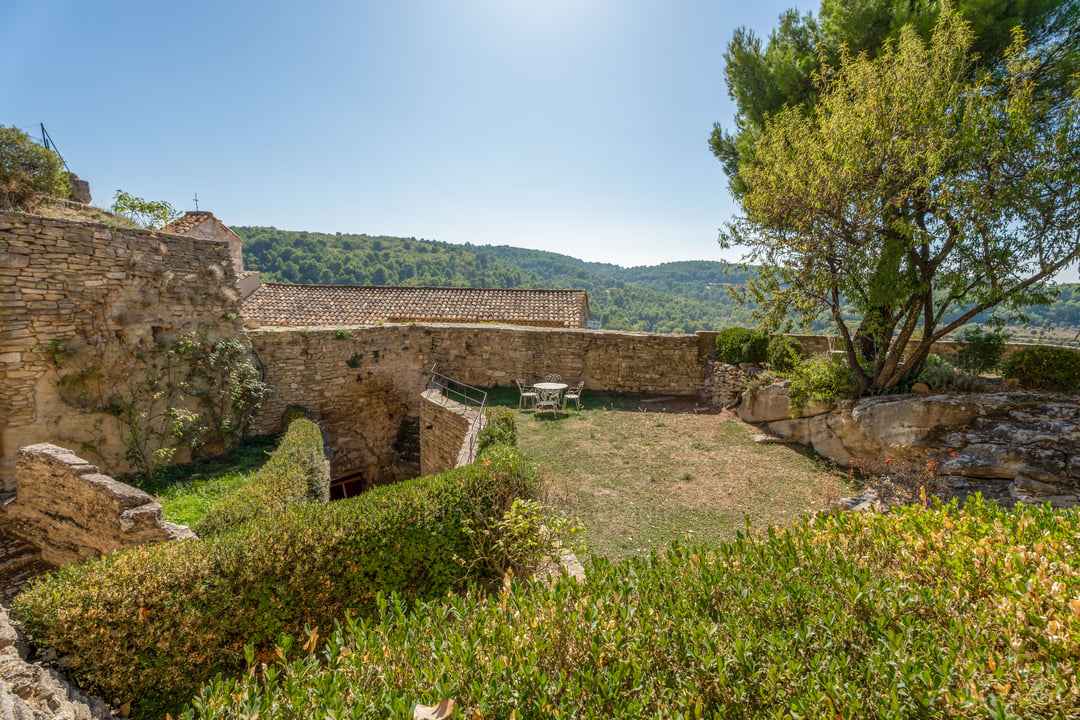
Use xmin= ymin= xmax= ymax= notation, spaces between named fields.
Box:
xmin=234 ymin=226 xmax=1080 ymax=341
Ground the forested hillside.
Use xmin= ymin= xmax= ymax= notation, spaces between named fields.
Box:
xmin=234 ymin=226 xmax=1080 ymax=340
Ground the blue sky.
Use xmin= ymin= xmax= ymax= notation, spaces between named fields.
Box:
xmin=5 ymin=0 xmax=1077 ymax=282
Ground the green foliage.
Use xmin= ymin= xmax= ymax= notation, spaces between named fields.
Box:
xmin=110 ymin=189 xmax=180 ymax=230
xmin=788 ymin=354 xmax=856 ymax=414
xmin=477 ymin=406 xmax=517 ymax=455
xmin=458 ymin=497 xmax=584 ymax=581
xmin=954 ymin=326 xmax=1011 ymax=373
xmin=53 ymin=302 xmax=269 ymax=480
xmin=766 ymin=334 xmax=806 ymax=373
xmin=139 ymin=434 xmax=279 ymax=528
xmin=13 ymin=446 xmax=537 ymax=717
xmin=1001 ymin=346 xmax=1080 ymax=391
xmin=715 ymin=327 xmax=769 ymax=364
xmin=193 ymin=408 xmax=328 ymax=537
xmin=917 ymin=361 xmax=984 ymax=393
xmin=181 ymin=499 xmax=1080 ymax=719
xmin=0 ymin=125 xmax=69 ymax=210
xmin=722 ymin=10 xmax=1080 ymax=394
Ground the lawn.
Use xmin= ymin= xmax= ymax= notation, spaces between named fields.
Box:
xmin=123 ymin=434 xmax=279 ymax=528
xmin=487 ymin=388 xmax=854 ymax=561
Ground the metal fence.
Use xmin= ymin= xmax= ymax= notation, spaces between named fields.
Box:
xmin=427 ymin=364 xmax=488 ymax=459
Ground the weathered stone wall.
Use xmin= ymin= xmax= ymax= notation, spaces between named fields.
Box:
xmin=0 ymin=211 xmax=244 ymax=487
xmin=419 ymin=389 xmax=485 ymax=476
xmin=2 ymin=444 xmax=194 ymax=566
xmin=247 ymin=324 xmax=716 ymax=482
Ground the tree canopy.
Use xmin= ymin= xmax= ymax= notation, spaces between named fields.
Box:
xmin=712 ymin=0 xmax=1079 ymax=197
xmin=723 ymin=10 xmax=1080 ymax=392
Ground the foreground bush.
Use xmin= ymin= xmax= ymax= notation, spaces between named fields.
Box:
xmin=194 ymin=406 xmax=329 ymax=537
xmin=1001 ymin=346 xmax=1080 ymax=392
xmin=715 ymin=327 xmax=769 ymax=365
xmin=13 ymin=445 xmax=536 ymax=717
xmin=182 ymin=499 xmax=1080 ymax=719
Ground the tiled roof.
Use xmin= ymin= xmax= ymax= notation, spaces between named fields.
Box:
xmin=160 ymin=211 xmax=213 ymax=235
xmin=243 ymin=283 xmax=589 ymax=328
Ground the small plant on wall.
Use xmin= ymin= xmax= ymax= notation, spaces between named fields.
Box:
xmin=48 ymin=294 xmax=269 ymax=481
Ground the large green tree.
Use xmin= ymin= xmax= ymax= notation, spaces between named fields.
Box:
xmin=712 ymin=0 xmax=1079 ymax=196
xmin=724 ymin=11 xmax=1080 ymax=393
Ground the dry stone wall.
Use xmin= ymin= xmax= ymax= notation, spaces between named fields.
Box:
xmin=419 ymin=389 xmax=485 ymax=476
xmin=0 ymin=212 xmax=244 ymax=487
xmin=3 ymin=444 xmax=194 ymax=566
xmin=247 ymin=324 xmax=717 ymax=482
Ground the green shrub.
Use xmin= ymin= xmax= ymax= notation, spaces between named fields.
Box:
xmin=917 ymin=362 xmax=984 ymax=392
xmin=954 ymin=326 xmax=1010 ymax=373
xmin=1001 ymin=345 xmax=1080 ymax=391
xmin=788 ymin=353 xmax=856 ymax=414
xmin=180 ymin=499 xmax=1080 ymax=719
xmin=193 ymin=406 xmax=329 ymax=537
xmin=477 ymin=406 xmax=517 ymax=455
xmin=13 ymin=445 xmax=536 ymax=717
xmin=0 ymin=125 xmax=69 ymax=211
xmin=715 ymin=327 xmax=769 ymax=365
xmin=766 ymin=334 xmax=806 ymax=373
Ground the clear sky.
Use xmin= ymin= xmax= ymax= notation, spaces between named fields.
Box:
xmin=4 ymin=0 xmax=1078 ymax=282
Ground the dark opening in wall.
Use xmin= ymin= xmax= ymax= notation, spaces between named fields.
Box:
xmin=393 ymin=414 xmax=421 ymax=481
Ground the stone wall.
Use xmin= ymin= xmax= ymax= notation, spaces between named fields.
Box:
xmin=419 ymin=389 xmax=486 ymax=476
xmin=0 ymin=211 xmax=244 ymax=487
xmin=2 ymin=444 xmax=194 ymax=566
xmin=247 ymin=324 xmax=717 ymax=482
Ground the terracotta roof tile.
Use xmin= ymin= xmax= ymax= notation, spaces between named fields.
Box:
xmin=160 ymin=211 xmax=213 ymax=235
xmin=243 ymin=283 xmax=589 ymax=328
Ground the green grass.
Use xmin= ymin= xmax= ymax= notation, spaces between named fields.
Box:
xmin=123 ymin=435 xmax=279 ymax=528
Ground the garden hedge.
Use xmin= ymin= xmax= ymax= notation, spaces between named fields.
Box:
xmin=181 ymin=498 xmax=1080 ymax=719
xmin=13 ymin=444 xmax=536 ymax=717
xmin=193 ymin=405 xmax=329 ymax=537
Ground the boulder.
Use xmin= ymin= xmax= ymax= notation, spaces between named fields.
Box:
xmin=738 ymin=382 xmax=829 ymax=423
xmin=66 ymin=173 xmax=91 ymax=204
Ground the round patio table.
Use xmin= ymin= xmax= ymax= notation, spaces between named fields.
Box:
xmin=533 ymin=382 xmax=568 ymax=394
xmin=533 ymin=382 xmax=568 ymax=415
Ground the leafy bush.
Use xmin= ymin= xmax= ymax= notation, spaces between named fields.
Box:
xmin=917 ymin=361 xmax=984 ymax=392
xmin=13 ymin=445 xmax=536 ymax=717
xmin=193 ymin=406 xmax=328 ymax=537
xmin=954 ymin=326 xmax=1010 ymax=373
xmin=788 ymin=353 xmax=856 ymax=414
xmin=715 ymin=327 xmax=769 ymax=365
xmin=0 ymin=125 xmax=69 ymax=211
xmin=180 ymin=499 xmax=1080 ymax=719
xmin=110 ymin=189 xmax=180 ymax=229
xmin=766 ymin=334 xmax=806 ymax=373
xmin=477 ymin=406 xmax=517 ymax=455
xmin=1001 ymin=346 xmax=1080 ymax=392
xmin=458 ymin=497 xmax=584 ymax=581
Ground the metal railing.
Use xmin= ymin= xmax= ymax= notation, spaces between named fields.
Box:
xmin=427 ymin=364 xmax=488 ymax=459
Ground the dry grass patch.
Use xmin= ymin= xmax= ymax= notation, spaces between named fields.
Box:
xmin=515 ymin=402 xmax=852 ymax=561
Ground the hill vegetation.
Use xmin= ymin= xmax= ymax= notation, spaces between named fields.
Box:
xmin=235 ymin=226 xmax=1080 ymax=341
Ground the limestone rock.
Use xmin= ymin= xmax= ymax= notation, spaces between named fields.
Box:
xmin=738 ymin=382 xmax=828 ymax=423
xmin=66 ymin=174 xmax=91 ymax=204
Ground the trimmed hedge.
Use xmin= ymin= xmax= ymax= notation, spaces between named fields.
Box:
xmin=182 ymin=499 xmax=1080 ymax=719
xmin=193 ymin=406 xmax=329 ymax=537
xmin=1001 ymin=346 xmax=1080 ymax=392
xmin=13 ymin=445 xmax=536 ymax=717
xmin=715 ymin=327 xmax=769 ymax=365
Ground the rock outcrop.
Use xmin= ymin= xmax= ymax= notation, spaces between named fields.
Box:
xmin=750 ymin=387 xmax=1080 ymax=507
